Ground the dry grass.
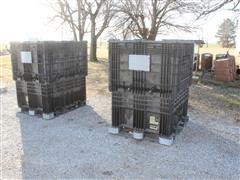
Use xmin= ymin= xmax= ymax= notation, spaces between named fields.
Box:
xmin=87 ymin=60 xmax=109 ymax=97
xmin=1 ymin=43 xmax=239 ymax=89
xmin=87 ymin=43 xmax=108 ymax=61
xmin=197 ymin=80 xmax=240 ymax=108
xmin=97 ymin=42 xmax=108 ymax=60
xmin=96 ymin=42 xmax=240 ymax=65
xmin=0 ymin=55 xmax=13 ymax=85
xmin=87 ymin=43 xmax=109 ymax=97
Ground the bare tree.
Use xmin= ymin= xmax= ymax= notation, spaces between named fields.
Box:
xmin=115 ymin=0 xmax=197 ymax=40
xmin=84 ymin=0 xmax=114 ymax=61
xmin=114 ymin=0 xmax=240 ymax=40
xmin=196 ymin=0 xmax=240 ymax=18
xmin=51 ymin=0 xmax=114 ymax=62
xmin=50 ymin=0 xmax=89 ymax=41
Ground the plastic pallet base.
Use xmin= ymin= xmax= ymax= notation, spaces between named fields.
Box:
xmin=54 ymin=101 xmax=86 ymax=115
xmin=109 ymin=127 xmax=145 ymax=140
xmin=26 ymin=110 xmax=54 ymax=120
xmin=109 ymin=126 xmax=177 ymax=145
xmin=18 ymin=101 xmax=86 ymax=120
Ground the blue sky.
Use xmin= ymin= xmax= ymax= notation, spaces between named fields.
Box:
xmin=0 ymin=0 xmax=238 ymax=44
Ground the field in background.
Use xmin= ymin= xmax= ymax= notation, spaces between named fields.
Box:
xmin=96 ymin=42 xmax=108 ymax=60
xmin=0 ymin=55 xmax=12 ymax=86
xmin=1 ymin=42 xmax=239 ymax=64
xmin=1 ymin=43 xmax=239 ymax=87
xmin=96 ymin=42 xmax=240 ymax=65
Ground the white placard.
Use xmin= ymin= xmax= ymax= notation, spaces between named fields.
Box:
xmin=128 ymin=54 xmax=150 ymax=72
xmin=21 ymin=51 xmax=32 ymax=63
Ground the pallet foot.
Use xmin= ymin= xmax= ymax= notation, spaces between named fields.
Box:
xmin=28 ymin=110 xmax=35 ymax=116
xmin=159 ymin=136 xmax=174 ymax=146
xmin=42 ymin=113 xmax=54 ymax=120
xmin=133 ymin=131 xmax=144 ymax=140
xmin=108 ymin=127 xmax=119 ymax=134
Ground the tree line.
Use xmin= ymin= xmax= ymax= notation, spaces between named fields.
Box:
xmin=50 ymin=0 xmax=240 ymax=61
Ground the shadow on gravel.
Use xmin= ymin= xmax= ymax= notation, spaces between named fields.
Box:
xmin=16 ymin=105 xmax=109 ymax=179
xmin=16 ymin=105 xmax=240 ymax=179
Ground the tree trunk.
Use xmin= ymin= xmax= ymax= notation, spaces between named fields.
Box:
xmin=147 ymin=30 xmax=157 ymax=40
xmin=90 ymin=16 xmax=97 ymax=62
xmin=147 ymin=35 xmax=156 ymax=40
xmin=72 ymin=24 xmax=78 ymax=41
xmin=79 ymin=30 xmax=84 ymax=41
xmin=90 ymin=36 xmax=97 ymax=61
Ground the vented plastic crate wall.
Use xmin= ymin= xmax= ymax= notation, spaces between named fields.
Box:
xmin=11 ymin=41 xmax=87 ymax=83
xmin=10 ymin=41 xmax=87 ymax=119
xmin=16 ymin=76 xmax=86 ymax=113
xmin=108 ymin=40 xmax=194 ymax=144
xmin=109 ymin=40 xmax=194 ymax=92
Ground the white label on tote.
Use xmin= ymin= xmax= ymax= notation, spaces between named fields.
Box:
xmin=129 ymin=54 xmax=150 ymax=72
xmin=21 ymin=51 xmax=32 ymax=63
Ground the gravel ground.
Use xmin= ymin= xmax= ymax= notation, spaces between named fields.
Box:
xmin=1 ymin=84 xmax=240 ymax=179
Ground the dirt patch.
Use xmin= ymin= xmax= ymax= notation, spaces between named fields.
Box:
xmin=0 ymin=55 xmax=14 ymax=86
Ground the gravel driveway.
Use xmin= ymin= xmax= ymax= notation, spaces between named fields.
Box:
xmin=1 ymin=85 xmax=240 ymax=179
